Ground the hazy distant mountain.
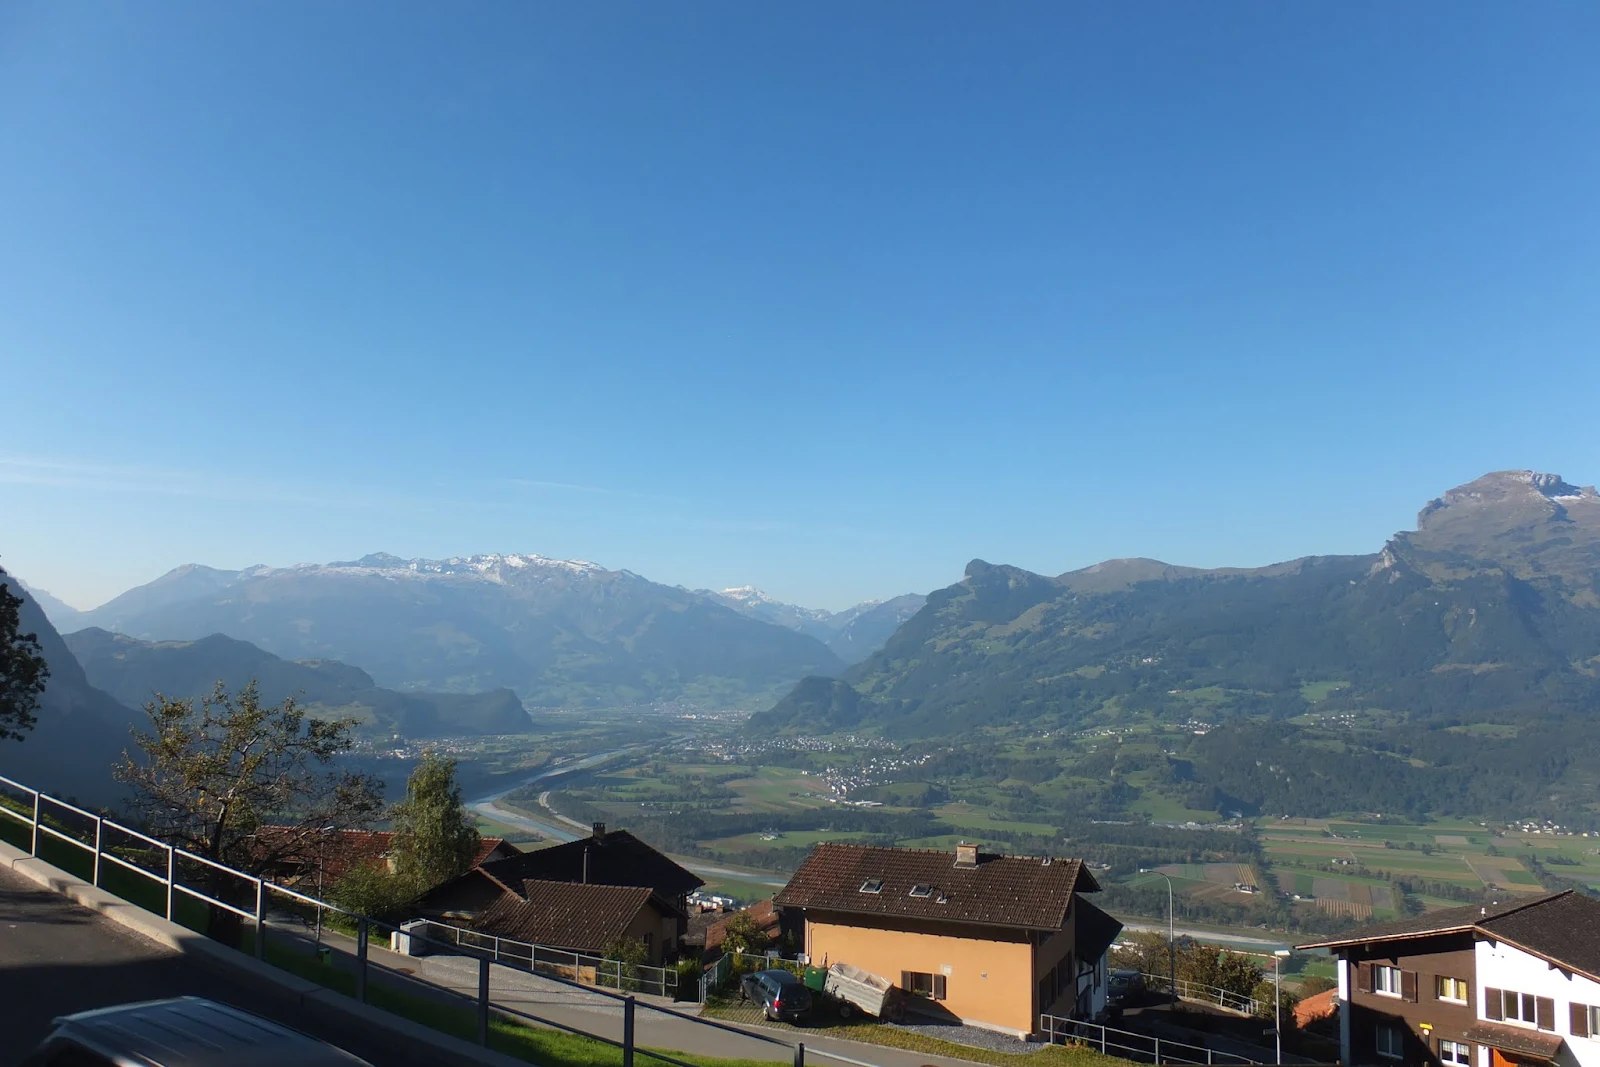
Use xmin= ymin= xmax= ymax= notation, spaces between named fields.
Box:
xmin=823 ymin=594 xmax=928 ymax=664
xmin=695 ymin=586 xmax=927 ymax=664
xmin=15 ymin=579 xmax=85 ymax=632
xmin=78 ymin=553 xmax=842 ymax=707
xmin=64 ymin=629 xmax=531 ymax=737
xmin=753 ymin=470 xmax=1600 ymax=737
xmin=0 ymin=569 xmax=138 ymax=806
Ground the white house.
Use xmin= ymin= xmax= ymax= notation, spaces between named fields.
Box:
xmin=1304 ymin=891 xmax=1600 ymax=1067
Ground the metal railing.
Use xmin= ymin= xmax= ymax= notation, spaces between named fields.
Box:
xmin=1041 ymin=1014 xmax=1263 ymax=1066
xmin=1142 ymin=973 xmax=1261 ymax=1016
xmin=415 ymin=919 xmax=679 ymax=998
xmin=0 ymin=774 xmax=882 ymax=1067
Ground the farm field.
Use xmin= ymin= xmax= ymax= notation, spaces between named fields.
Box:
xmin=1258 ymin=816 xmax=1600 ymax=907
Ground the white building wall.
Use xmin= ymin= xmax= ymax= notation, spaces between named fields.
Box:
xmin=1338 ymin=957 xmax=1353 ymax=1066
xmin=1476 ymin=940 xmax=1600 ymax=1067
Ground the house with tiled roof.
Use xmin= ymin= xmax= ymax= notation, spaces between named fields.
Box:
xmin=775 ymin=841 xmax=1121 ymax=1037
xmin=413 ymin=823 xmax=703 ymax=964
xmin=1299 ymin=890 xmax=1600 ymax=1067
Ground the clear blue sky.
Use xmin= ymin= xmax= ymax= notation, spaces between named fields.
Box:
xmin=4 ymin=2 xmax=1599 ymax=611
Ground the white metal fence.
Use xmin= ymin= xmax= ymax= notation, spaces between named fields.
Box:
xmin=0 ymin=773 xmax=888 ymax=1067
xmin=1041 ymin=1013 xmax=1264 ymax=1065
xmin=416 ymin=919 xmax=680 ymax=998
xmin=1142 ymin=973 xmax=1261 ymax=1016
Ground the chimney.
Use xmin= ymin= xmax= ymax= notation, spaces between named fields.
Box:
xmin=583 ymin=847 xmax=591 ymax=884
xmin=954 ymin=842 xmax=978 ymax=868
xmin=592 ymin=822 xmax=607 ymax=841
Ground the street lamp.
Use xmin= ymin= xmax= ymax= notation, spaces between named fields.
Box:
xmin=315 ymin=825 xmax=336 ymax=944
xmin=1272 ymin=948 xmax=1291 ymax=1065
xmin=1139 ymin=868 xmax=1176 ymax=1000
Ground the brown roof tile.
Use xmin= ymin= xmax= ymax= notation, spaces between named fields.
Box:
xmin=469 ymin=879 xmax=665 ymax=954
xmin=1463 ymin=1022 xmax=1566 ymax=1059
xmin=480 ymin=829 xmax=702 ymax=899
xmin=774 ymin=843 xmax=1094 ymax=931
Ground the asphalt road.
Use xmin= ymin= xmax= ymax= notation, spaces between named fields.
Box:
xmin=0 ymin=864 xmax=443 ymax=1067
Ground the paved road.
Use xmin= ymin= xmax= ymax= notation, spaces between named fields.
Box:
xmin=0 ymin=865 xmax=441 ymax=1067
xmin=304 ymin=924 xmax=989 ymax=1067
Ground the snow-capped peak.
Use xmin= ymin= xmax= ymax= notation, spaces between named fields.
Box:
xmin=246 ymin=553 xmax=614 ymax=583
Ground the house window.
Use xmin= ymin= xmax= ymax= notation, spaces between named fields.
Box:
xmin=1439 ymin=1039 xmax=1472 ymax=1065
xmin=1376 ymin=1024 xmax=1404 ymax=1059
xmin=1486 ymin=988 xmax=1555 ymax=1031
xmin=1570 ymin=1003 xmax=1600 ymax=1038
xmin=1375 ymin=965 xmax=1404 ymax=997
xmin=859 ymin=879 xmax=884 ymax=894
xmin=1436 ymin=976 xmax=1469 ymax=1003
xmin=902 ymin=971 xmax=948 ymax=1001
xmin=908 ymin=884 xmax=933 ymax=898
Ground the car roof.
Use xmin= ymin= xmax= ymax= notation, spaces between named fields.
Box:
xmin=49 ymin=997 xmax=370 ymax=1067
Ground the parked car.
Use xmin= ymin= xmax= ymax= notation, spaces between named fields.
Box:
xmin=1107 ymin=969 xmax=1146 ymax=1006
xmin=22 ymin=997 xmax=373 ymax=1067
xmin=741 ymin=969 xmax=814 ymax=1022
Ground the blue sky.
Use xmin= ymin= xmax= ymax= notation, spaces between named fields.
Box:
xmin=3 ymin=2 xmax=1599 ymax=611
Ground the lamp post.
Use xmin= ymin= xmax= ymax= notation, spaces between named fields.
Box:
xmin=1272 ymin=949 xmax=1291 ymax=1065
xmin=315 ymin=825 xmax=335 ymax=944
xmin=1139 ymin=869 xmax=1176 ymax=1001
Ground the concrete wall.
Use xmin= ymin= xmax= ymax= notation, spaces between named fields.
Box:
xmin=804 ymin=917 xmax=1035 ymax=1036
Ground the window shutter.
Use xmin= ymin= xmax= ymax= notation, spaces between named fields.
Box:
xmin=1403 ymin=971 xmax=1419 ymax=1003
xmin=901 ymin=971 xmax=912 ymax=992
xmin=934 ymin=974 xmax=947 ymax=1001
xmin=1538 ymin=997 xmax=1555 ymax=1032
xmin=1572 ymin=1003 xmax=1590 ymax=1038
xmin=1359 ymin=963 xmax=1374 ymax=994
xmin=1486 ymin=987 xmax=1503 ymax=1020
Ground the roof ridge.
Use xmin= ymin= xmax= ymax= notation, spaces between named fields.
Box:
xmin=814 ymin=841 xmax=1082 ymax=865
xmin=518 ymin=877 xmax=652 ymax=895
xmin=1476 ymin=889 xmax=1573 ymax=927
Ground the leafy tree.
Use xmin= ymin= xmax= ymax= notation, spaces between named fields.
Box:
xmin=389 ymin=751 xmax=480 ymax=888
xmin=0 ymin=575 xmax=48 ymax=743
xmin=721 ymin=909 xmax=771 ymax=955
xmin=115 ymin=681 xmax=383 ymax=938
xmin=329 ymin=862 xmax=417 ymax=920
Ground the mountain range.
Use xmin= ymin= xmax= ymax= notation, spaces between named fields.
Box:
xmin=0 ymin=569 xmax=139 ymax=806
xmin=64 ymin=629 xmax=532 ymax=737
xmin=753 ymin=470 xmax=1600 ymax=738
xmin=695 ymin=587 xmax=926 ymax=664
xmin=53 ymin=553 xmax=852 ymax=708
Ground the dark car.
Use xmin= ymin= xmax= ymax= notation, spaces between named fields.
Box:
xmin=22 ymin=997 xmax=373 ymax=1067
xmin=741 ymin=968 xmax=814 ymax=1022
xmin=1107 ymin=968 xmax=1146 ymax=1008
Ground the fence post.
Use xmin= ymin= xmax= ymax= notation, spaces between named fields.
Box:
xmin=1154 ymin=1036 xmax=1161 ymax=1065
xmin=254 ymin=879 xmax=265 ymax=959
xmin=357 ymin=919 xmax=369 ymax=1004
xmin=30 ymin=793 xmax=39 ymax=855
xmin=477 ymin=956 xmax=490 ymax=1046
xmin=794 ymin=1042 xmax=805 ymax=1067
xmin=165 ymin=846 xmax=175 ymax=921
xmin=1207 ymin=1048 xmax=1214 ymax=1065
xmin=93 ymin=817 xmax=102 ymax=887
xmin=622 ymin=995 xmax=636 ymax=1067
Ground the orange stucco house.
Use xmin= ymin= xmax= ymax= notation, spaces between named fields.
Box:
xmin=775 ymin=842 xmax=1122 ymax=1037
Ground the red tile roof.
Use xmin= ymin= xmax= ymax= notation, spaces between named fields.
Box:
xmin=705 ymin=899 xmax=782 ymax=952
xmin=1294 ymin=988 xmax=1337 ymax=1027
xmin=254 ymin=827 xmax=515 ymax=885
xmin=470 ymin=878 xmax=671 ymax=954
xmin=775 ymin=843 xmax=1095 ymax=931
